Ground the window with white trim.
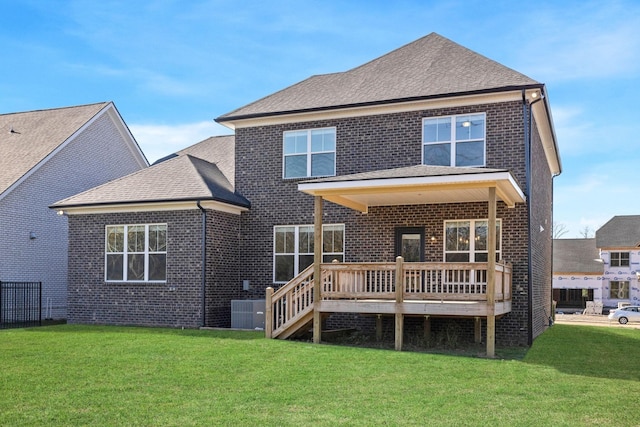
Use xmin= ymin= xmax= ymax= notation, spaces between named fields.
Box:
xmin=610 ymin=252 xmax=630 ymax=267
xmin=274 ymin=224 xmax=344 ymax=282
xmin=283 ymin=127 xmax=336 ymax=178
xmin=610 ymin=281 xmax=629 ymax=299
xmin=105 ymin=224 xmax=167 ymax=282
xmin=422 ymin=114 xmax=486 ymax=167
xmin=444 ymin=219 xmax=501 ymax=262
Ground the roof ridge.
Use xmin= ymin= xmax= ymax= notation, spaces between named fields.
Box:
xmin=0 ymin=101 xmax=111 ymax=117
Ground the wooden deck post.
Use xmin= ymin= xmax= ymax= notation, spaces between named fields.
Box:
xmin=376 ymin=315 xmax=383 ymax=341
xmin=265 ymin=287 xmax=273 ymax=338
xmin=474 ymin=317 xmax=481 ymax=343
xmin=395 ymin=256 xmax=404 ymax=351
xmin=313 ymin=196 xmax=323 ymax=344
xmin=486 ymin=186 xmax=497 ymax=357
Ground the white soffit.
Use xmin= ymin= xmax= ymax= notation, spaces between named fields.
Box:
xmin=298 ymin=171 xmax=526 ymax=213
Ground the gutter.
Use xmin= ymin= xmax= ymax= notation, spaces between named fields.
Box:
xmin=197 ymin=201 xmax=207 ymax=327
xmin=216 ymin=84 xmax=545 ymax=123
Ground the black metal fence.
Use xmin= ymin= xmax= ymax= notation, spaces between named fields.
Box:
xmin=0 ymin=281 xmax=42 ymax=329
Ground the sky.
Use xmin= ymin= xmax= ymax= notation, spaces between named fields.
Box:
xmin=1 ymin=0 xmax=639 ymax=238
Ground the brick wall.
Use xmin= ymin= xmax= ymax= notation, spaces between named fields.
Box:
xmin=69 ymin=210 xmax=189 ymax=327
xmin=235 ymin=101 xmax=544 ymax=345
xmin=529 ymin=114 xmax=554 ymax=341
xmin=67 ymin=208 xmax=243 ymax=328
xmin=205 ymin=210 xmax=244 ymax=327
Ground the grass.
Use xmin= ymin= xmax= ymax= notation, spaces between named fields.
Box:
xmin=1 ymin=324 xmax=638 ymax=426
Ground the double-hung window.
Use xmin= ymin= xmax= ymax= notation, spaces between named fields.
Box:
xmin=105 ymin=224 xmax=167 ymax=282
xmin=610 ymin=252 xmax=630 ymax=267
xmin=444 ymin=219 xmax=501 ymax=262
xmin=610 ymin=281 xmax=629 ymax=299
xmin=283 ymin=127 xmax=336 ymax=178
xmin=423 ymin=113 xmax=486 ymax=167
xmin=274 ymin=224 xmax=344 ymax=283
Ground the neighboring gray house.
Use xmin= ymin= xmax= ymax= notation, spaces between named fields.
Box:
xmin=56 ymin=33 xmax=561 ymax=356
xmin=0 ymin=102 xmax=148 ymax=319
xmin=553 ymin=216 xmax=640 ymax=309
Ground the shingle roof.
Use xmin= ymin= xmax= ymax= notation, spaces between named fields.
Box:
xmin=595 ymin=215 xmax=640 ymax=248
xmin=553 ymin=239 xmax=602 ymax=274
xmin=302 ymin=164 xmax=509 ymax=183
xmin=217 ymin=32 xmax=540 ymax=121
xmin=0 ymin=102 xmax=110 ymax=195
xmin=52 ymin=151 xmax=249 ymax=209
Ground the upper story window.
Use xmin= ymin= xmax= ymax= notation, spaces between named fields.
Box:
xmin=283 ymin=127 xmax=336 ymax=178
xmin=444 ymin=219 xmax=501 ymax=263
xmin=422 ymin=114 xmax=486 ymax=167
xmin=106 ymin=224 xmax=167 ymax=282
xmin=610 ymin=252 xmax=630 ymax=267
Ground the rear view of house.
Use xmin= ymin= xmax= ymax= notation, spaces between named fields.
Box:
xmin=57 ymin=33 xmax=561 ymax=355
xmin=0 ymin=103 xmax=147 ymax=321
xmin=216 ymin=33 xmax=561 ymax=355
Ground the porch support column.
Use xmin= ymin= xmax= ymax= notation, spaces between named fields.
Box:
xmin=313 ymin=196 xmax=323 ymax=344
xmin=395 ymin=256 xmax=404 ymax=351
xmin=487 ymin=187 xmax=497 ymax=357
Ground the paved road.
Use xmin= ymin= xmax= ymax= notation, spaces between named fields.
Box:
xmin=554 ymin=313 xmax=640 ymax=329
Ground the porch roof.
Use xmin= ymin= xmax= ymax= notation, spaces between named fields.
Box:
xmin=298 ymin=165 xmax=526 ymax=213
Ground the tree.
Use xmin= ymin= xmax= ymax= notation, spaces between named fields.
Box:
xmin=552 ymin=222 xmax=569 ymax=239
xmin=578 ymin=225 xmax=594 ymax=238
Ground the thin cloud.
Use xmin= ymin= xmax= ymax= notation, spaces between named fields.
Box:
xmin=129 ymin=121 xmax=232 ymax=163
xmin=518 ymin=3 xmax=640 ymax=81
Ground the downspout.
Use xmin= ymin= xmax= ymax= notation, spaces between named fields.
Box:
xmin=197 ymin=201 xmax=207 ymax=327
xmin=524 ymin=89 xmax=544 ymax=345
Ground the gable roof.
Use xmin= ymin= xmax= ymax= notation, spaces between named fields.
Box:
xmin=0 ymin=102 xmax=124 ymax=197
xmin=217 ymin=32 xmax=540 ymax=122
xmin=155 ymin=135 xmax=236 ymax=187
xmin=596 ymin=215 xmax=640 ymax=248
xmin=52 ymin=137 xmax=249 ymax=211
xmin=553 ymin=239 xmax=602 ymax=274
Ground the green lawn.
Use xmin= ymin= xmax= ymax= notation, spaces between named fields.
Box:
xmin=1 ymin=324 xmax=638 ymax=426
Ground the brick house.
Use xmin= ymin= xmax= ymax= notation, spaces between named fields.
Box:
xmin=0 ymin=102 xmax=147 ymax=320
xmin=55 ymin=33 xmax=560 ymax=354
xmin=553 ymin=216 xmax=640 ymax=311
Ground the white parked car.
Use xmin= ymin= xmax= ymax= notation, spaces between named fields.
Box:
xmin=608 ymin=306 xmax=640 ymax=324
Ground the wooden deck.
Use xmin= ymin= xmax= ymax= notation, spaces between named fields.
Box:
xmin=265 ymin=259 xmax=512 ymax=341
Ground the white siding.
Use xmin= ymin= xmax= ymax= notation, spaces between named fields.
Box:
xmin=600 ymin=249 xmax=640 ymax=308
xmin=552 ymin=274 xmax=604 ymax=303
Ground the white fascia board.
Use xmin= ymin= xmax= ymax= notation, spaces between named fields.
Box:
xmin=226 ymin=91 xmax=522 ymax=130
xmin=299 ymin=171 xmax=519 ymax=193
xmin=57 ymin=200 xmax=247 ymax=216
xmin=104 ymin=102 xmax=149 ymax=168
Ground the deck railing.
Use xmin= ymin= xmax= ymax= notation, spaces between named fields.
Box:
xmin=321 ymin=261 xmax=511 ymax=302
xmin=266 ymin=260 xmax=512 ymax=338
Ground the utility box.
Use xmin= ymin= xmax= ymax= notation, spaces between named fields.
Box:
xmin=231 ymin=300 xmax=265 ymax=330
